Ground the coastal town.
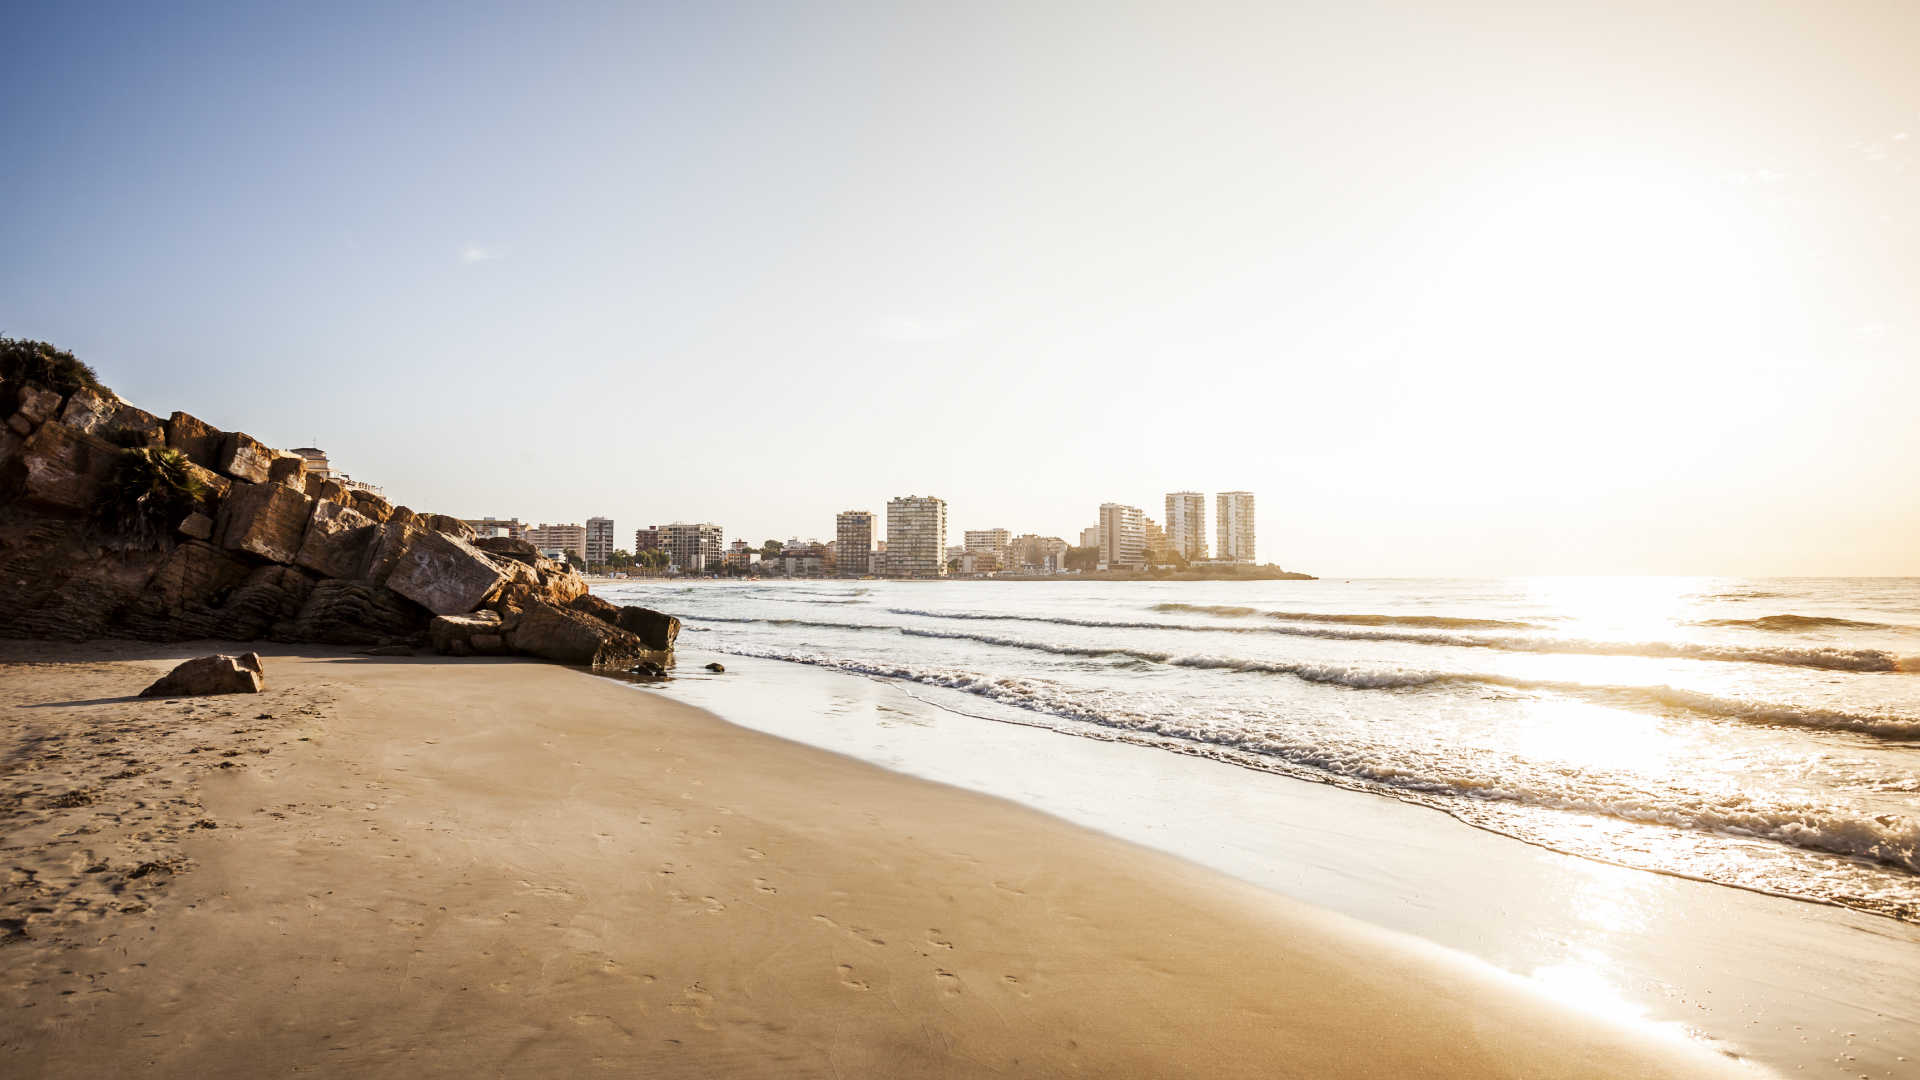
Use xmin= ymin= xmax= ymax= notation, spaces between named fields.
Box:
xmin=440 ymin=489 xmax=1273 ymax=579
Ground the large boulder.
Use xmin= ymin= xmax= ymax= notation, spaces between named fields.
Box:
xmin=424 ymin=514 xmax=475 ymax=541
xmin=58 ymin=387 xmax=117 ymax=435
xmin=219 ymin=431 xmax=276 ymax=484
xmin=303 ymin=474 xmax=348 ymax=502
xmin=102 ymin=403 xmax=166 ymax=448
xmin=382 ymin=528 xmax=508 ymax=616
xmin=165 ymin=411 xmax=224 ymax=468
xmin=15 ymin=421 xmax=117 ymax=512
xmin=294 ymin=498 xmax=377 ymax=579
xmin=139 ymin=653 xmax=265 ymax=697
xmin=181 ymin=460 xmax=231 ymax=509
xmin=429 ymin=610 xmax=505 ymax=656
xmin=287 ymin=580 xmax=424 ymax=645
xmin=474 ymin=536 xmax=539 ymax=563
xmin=268 ymin=452 xmax=306 ymax=487
xmin=16 ymin=385 xmax=63 ymax=425
xmin=504 ymin=599 xmax=648 ymax=667
xmin=613 ymin=605 xmax=681 ymax=651
xmin=216 ymin=481 xmax=313 ymax=564
xmin=347 ymin=489 xmax=393 ymax=523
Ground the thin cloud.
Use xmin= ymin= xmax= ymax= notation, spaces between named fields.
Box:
xmin=461 ymin=244 xmax=502 ymax=263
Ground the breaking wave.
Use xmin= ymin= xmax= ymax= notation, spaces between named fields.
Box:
xmin=1153 ymin=602 xmax=1537 ymax=630
xmin=1696 ymin=614 xmax=1907 ymax=633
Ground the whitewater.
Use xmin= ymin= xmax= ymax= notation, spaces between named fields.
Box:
xmin=597 ymin=576 xmax=1920 ymax=924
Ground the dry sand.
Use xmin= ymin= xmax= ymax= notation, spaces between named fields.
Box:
xmin=1 ymin=641 xmax=1761 ymax=1078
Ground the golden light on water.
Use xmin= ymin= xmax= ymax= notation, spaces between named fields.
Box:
xmin=1521 ymin=577 xmax=1716 ymax=640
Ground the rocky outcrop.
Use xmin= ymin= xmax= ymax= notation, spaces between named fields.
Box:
xmin=0 ymin=363 xmax=681 ymax=669
xmin=139 ymin=653 xmax=265 ymax=697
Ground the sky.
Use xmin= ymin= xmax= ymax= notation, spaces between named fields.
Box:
xmin=3 ymin=1 xmax=1916 ymax=576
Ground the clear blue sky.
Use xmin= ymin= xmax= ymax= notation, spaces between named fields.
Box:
xmin=5 ymin=1 xmax=1916 ymax=575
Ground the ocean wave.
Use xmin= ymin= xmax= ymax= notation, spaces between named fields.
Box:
xmin=1695 ymin=614 xmax=1907 ymax=633
xmin=685 ymin=643 xmax=1920 ymax=879
xmin=1153 ymin=602 xmax=1537 ymax=630
xmin=883 ymin=608 xmax=1914 ymax=673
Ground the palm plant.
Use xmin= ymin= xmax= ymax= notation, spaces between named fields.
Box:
xmin=96 ymin=446 xmax=207 ymax=547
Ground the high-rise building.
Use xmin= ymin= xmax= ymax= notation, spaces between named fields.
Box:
xmin=1143 ymin=517 xmax=1170 ymax=563
xmin=963 ymin=529 xmax=1010 ymax=570
xmin=465 ymin=516 xmax=528 ymax=541
xmin=835 ymin=511 xmax=874 ymax=577
xmin=585 ymin=516 xmax=615 ymax=565
xmin=1216 ymin=491 xmax=1256 ymax=563
xmin=634 ymin=527 xmax=663 ymax=553
xmin=1164 ymin=492 xmax=1207 ymax=560
xmin=662 ymin=522 xmax=724 ymax=573
xmin=1097 ymin=503 xmax=1146 ymax=569
xmin=526 ymin=523 xmax=588 ymax=562
xmin=885 ymin=495 xmax=947 ymax=578
xmin=1080 ymin=525 xmax=1101 ymax=549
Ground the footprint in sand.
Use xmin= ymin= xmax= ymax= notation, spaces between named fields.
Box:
xmin=927 ymin=930 xmax=954 ymax=950
xmin=742 ymin=847 xmax=765 ymax=861
xmin=836 ymin=964 xmax=870 ymax=991
xmin=933 ymin=969 xmax=962 ymax=996
xmin=753 ymin=878 xmax=777 ymax=894
xmin=668 ymin=982 xmax=717 ymax=1030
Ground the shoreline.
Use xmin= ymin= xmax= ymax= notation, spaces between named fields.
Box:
xmin=2 ymin=640 xmax=1753 ymax=1078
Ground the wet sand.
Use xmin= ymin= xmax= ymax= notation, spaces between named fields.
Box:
xmin=1 ymin=641 xmax=1757 ymax=1078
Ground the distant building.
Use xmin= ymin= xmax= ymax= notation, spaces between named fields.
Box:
xmin=1216 ymin=491 xmax=1255 ymax=563
xmin=886 ymin=495 xmax=948 ymax=578
xmin=526 ymin=523 xmax=588 ymax=562
xmin=963 ymin=529 xmax=1010 ymax=569
xmin=1009 ymin=534 xmax=1070 ymax=573
xmin=1143 ymin=517 xmax=1171 ymax=564
xmin=1097 ymin=503 xmax=1146 ymax=569
xmin=290 ymin=447 xmax=331 ymax=481
xmin=465 ymin=516 xmax=528 ymax=541
xmin=634 ymin=527 xmax=663 ymax=553
xmin=663 ymin=522 xmax=724 ymax=573
xmin=777 ymin=540 xmax=828 ymax=578
xmin=836 ymin=511 xmax=874 ymax=577
xmin=586 ymin=517 xmax=615 ymax=565
xmin=1164 ymin=492 xmax=1207 ymax=560
xmin=1079 ymin=525 xmax=1101 ymax=550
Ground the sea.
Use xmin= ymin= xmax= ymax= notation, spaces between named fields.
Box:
xmin=594 ymin=576 xmax=1920 ymax=927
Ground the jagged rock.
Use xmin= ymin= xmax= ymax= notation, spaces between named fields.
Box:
xmin=294 ymin=499 xmax=377 ymax=580
xmin=58 ymin=387 xmax=117 ymax=434
xmin=219 ymin=431 xmax=276 ymax=484
xmin=538 ymin=566 xmax=588 ymax=605
xmin=474 ymin=536 xmax=539 ymax=563
xmin=16 ymin=421 xmax=117 ymax=512
xmin=347 ymin=489 xmax=393 ymax=523
xmin=430 ymin=610 xmax=504 ymax=655
xmin=0 ymin=517 xmax=158 ymax=640
xmin=6 ymin=414 xmax=30 ymax=436
xmin=611 ymin=605 xmax=681 ymax=651
xmin=139 ymin=653 xmax=265 ymax=697
xmin=383 ymin=528 xmax=507 ymax=616
xmin=504 ymin=599 xmax=648 ymax=667
xmin=165 ymin=412 xmax=224 ymax=467
xmin=423 ymin=514 xmax=475 ymax=541
xmin=629 ymin=660 xmax=668 ymax=678
xmin=17 ymin=385 xmax=62 ymax=425
xmin=704 ymin=662 xmax=724 ymax=672
xmin=219 ymin=564 xmax=314 ymax=639
xmin=568 ymin=592 xmax=622 ymax=623
xmin=361 ymin=520 xmax=422 ymax=584
xmin=268 ymin=452 xmax=306 ymax=487
xmin=102 ymin=403 xmax=165 ymax=448
xmin=303 ymin=474 xmax=348 ymax=502
xmin=216 ymin=481 xmax=312 ymax=564
xmin=181 ymin=461 xmax=231 ymax=508
xmin=178 ymin=512 xmax=213 ymax=540
xmin=287 ymin=580 xmax=423 ymax=645
xmin=121 ymin=540 xmax=253 ymax=639
xmin=388 ymin=505 xmax=421 ymax=528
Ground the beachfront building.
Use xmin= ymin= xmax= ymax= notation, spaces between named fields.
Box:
xmin=1217 ymin=491 xmax=1256 ymax=563
xmin=836 ymin=511 xmax=874 ymax=577
xmin=1098 ymin=503 xmax=1146 ymax=570
xmin=290 ymin=447 xmax=331 ymax=481
xmin=585 ymin=517 xmax=615 ymax=566
xmin=663 ymin=522 xmax=725 ymax=573
xmin=964 ymin=529 xmax=1011 ymax=570
xmin=1165 ymin=491 xmax=1207 ymax=560
xmin=1080 ymin=525 xmax=1101 ymax=549
xmin=465 ymin=516 xmax=528 ymax=541
xmin=634 ymin=527 xmax=663 ymax=554
xmin=885 ymin=495 xmax=947 ymax=578
xmin=1009 ymin=534 xmax=1070 ymax=573
xmin=1143 ymin=517 xmax=1172 ymax=564
xmin=526 ymin=523 xmax=588 ymax=563
xmin=777 ymin=540 xmax=828 ymax=578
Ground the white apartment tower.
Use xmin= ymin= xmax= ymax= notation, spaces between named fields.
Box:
xmin=1164 ymin=492 xmax=1207 ymax=560
xmin=963 ymin=528 xmax=1011 ymax=568
xmin=663 ymin=522 xmax=725 ymax=573
xmin=1216 ymin=491 xmax=1255 ymax=563
xmin=525 ymin=522 xmax=588 ymax=562
xmin=1097 ymin=503 xmax=1146 ymax=569
xmin=585 ymin=516 xmax=615 ymax=566
xmin=885 ymin=495 xmax=947 ymax=578
xmin=835 ymin=511 xmax=874 ymax=577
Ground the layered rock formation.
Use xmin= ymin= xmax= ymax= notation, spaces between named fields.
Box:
xmin=0 ymin=372 xmax=678 ymax=668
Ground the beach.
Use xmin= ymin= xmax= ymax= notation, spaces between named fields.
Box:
xmin=1 ymin=640 xmax=1756 ymax=1078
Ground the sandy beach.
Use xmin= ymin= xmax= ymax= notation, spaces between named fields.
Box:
xmin=0 ymin=640 xmax=1762 ymax=1078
